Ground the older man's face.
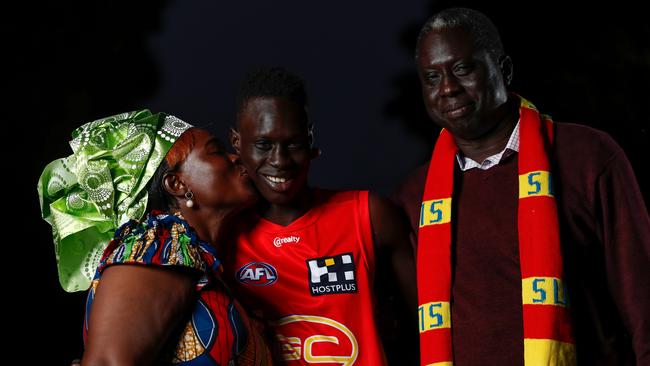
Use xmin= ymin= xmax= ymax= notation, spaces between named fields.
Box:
xmin=416 ymin=27 xmax=509 ymax=140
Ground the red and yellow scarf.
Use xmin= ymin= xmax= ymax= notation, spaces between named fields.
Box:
xmin=417 ymin=96 xmax=576 ymax=365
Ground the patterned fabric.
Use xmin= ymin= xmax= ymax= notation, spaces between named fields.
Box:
xmin=85 ymin=211 xmax=272 ymax=365
xmin=417 ymin=95 xmax=575 ymax=365
xmin=96 ymin=211 xmax=218 ymax=289
xmin=37 ymin=110 xmax=193 ymax=292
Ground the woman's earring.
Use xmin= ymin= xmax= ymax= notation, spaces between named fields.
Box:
xmin=185 ymin=190 xmax=194 ymax=208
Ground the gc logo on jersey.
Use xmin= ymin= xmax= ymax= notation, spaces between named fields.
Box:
xmin=236 ymin=262 xmax=278 ymax=286
xmin=273 ymin=315 xmax=358 ymax=365
xmin=306 ymin=253 xmax=357 ymax=296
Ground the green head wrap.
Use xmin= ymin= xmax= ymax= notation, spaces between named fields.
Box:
xmin=37 ymin=109 xmax=193 ymax=292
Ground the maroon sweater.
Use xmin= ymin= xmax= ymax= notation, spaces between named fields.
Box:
xmin=393 ymin=123 xmax=650 ymax=366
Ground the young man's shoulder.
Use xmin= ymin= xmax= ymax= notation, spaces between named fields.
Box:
xmin=313 ymin=187 xmax=367 ymax=204
xmin=390 ymin=162 xmax=429 ymax=209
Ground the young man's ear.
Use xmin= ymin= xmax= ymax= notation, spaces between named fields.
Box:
xmin=311 ymin=147 xmax=322 ymax=159
xmin=307 ymin=125 xmax=321 ymax=159
xmin=499 ymin=55 xmax=513 ymax=86
xmin=229 ymin=128 xmax=241 ymax=154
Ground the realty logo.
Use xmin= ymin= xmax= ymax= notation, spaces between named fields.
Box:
xmin=273 ymin=236 xmax=301 ymax=248
xmin=306 ymin=252 xmax=357 ymax=296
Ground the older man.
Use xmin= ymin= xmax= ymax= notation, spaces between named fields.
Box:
xmin=393 ymin=8 xmax=650 ymax=366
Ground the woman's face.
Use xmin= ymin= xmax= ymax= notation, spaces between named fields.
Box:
xmin=177 ymin=129 xmax=257 ymax=211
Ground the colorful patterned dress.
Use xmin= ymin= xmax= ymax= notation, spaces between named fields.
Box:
xmin=84 ymin=211 xmax=272 ymax=365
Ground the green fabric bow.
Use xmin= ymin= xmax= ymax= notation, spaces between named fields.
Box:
xmin=37 ymin=110 xmax=192 ymax=292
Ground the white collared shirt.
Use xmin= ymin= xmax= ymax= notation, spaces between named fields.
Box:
xmin=456 ymin=121 xmax=521 ymax=171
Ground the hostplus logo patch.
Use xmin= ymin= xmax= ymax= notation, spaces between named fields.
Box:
xmin=306 ymin=253 xmax=357 ymax=296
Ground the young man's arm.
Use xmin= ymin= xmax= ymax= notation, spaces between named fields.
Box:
xmin=369 ymin=192 xmax=417 ymax=311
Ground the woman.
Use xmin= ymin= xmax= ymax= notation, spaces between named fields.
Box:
xmin=38 ymin=110 xmax=271 ymax=365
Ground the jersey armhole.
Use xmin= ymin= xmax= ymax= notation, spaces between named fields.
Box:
xmin=355 ymin=190 xmax=375 ymax=284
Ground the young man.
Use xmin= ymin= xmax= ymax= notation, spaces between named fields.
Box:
xmin=222 ymin=67 xmax=416 ymax=365
xmin=393 ymin=8 xmax=650 ymax=366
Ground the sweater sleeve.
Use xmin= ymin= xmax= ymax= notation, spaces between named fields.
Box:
xmin=597 ymin=147 xmax=650 ymax=364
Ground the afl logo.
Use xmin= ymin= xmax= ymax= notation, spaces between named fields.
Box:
xmin=237 ymin=262 xmax=278 ymax=286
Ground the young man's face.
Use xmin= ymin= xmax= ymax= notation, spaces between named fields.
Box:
xmin=232 ymin=97 xmax=316 ymax=206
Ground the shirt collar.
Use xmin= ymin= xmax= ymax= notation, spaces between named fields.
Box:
xmin=456 ymin=120 xmax=520 ymax=171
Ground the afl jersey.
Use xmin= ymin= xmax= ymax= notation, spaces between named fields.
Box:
xmin=222 ymin=190 xmax=386 ymax=365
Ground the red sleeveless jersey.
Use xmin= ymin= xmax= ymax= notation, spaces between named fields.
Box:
xmin=222 ymin=189 xmax=386 ymax=365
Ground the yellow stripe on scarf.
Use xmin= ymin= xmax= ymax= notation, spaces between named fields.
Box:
xmin=522 ymin=277 xmax=569 ymax=307
xmin=419 ymin=198 xmax=452 ymax=227
xmin=524 ymin=339 xmax=576 ymax=366
xmin=519 ymin=171 xmax=554 ymax=198
xmin=418 ymin=301 xmax=451 ymax=333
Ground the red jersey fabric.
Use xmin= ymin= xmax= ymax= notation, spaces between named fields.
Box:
xmin=222 ymin=189 xmax=387 ymax=365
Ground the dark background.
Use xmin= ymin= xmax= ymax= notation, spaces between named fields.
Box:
xmin=12 ymin=0 xmax=648 ymax=363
